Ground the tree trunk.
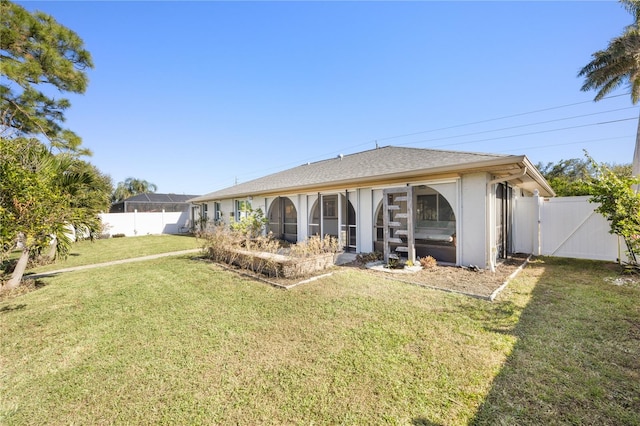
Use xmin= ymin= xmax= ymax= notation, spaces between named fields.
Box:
xmin=46 ymin=236 xmax=58 ymax=261
xmin=3 ymin=248 xmax=30 ymax=290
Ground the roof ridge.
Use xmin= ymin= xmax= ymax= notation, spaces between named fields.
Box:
xmin=385 ymin=145 xmax=509 ymax=158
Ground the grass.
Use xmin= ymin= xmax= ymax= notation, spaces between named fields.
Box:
xmin=472 ymin=258 xmax=640 ymax=425
xmin=0 ymin=244 xmax=638 ymax=424
xmin=25 ymin=234 xmax=201 ymax=274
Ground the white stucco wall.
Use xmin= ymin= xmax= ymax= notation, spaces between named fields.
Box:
xmin=219 ymin=199 xmax=234 ymax=225
xmin=460 ymin=172 xmax=489 ymax=267
xmin=298 ymin=194 xmax=309 ymax=242
xmin=358 ymin=188 xmax=374 ymax=253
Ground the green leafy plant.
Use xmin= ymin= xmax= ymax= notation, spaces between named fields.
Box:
xmin=230 ymin=207 xmax=268 ymax=240
xmin=386 ymin=256 xmax=405 ymax=269
xmin=587 ymin=153 xmax=640 ymax=272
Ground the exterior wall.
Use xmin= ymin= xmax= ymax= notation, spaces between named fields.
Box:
xmin=358 ymin=188 xmax=374 ymax=253
xmin=460 ymin=172 xmax=489 ymax=268
xmin=298 ymin=194 xmax=309 ymax=242
xmin=218 ymin=199 xmax=235 ymax=225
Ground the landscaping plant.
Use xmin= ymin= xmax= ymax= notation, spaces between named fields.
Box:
xmin=419 ymin=256 xmax=438 ymax=270
xmin=587 ymin=153 xmax=640 ymax=272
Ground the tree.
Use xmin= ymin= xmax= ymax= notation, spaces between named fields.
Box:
xmin=536 ymin=158 xmax=595 ymax=196
xmin=587 ymin=154 xmax=640 ymax=271
xmin=1 ymin=138 xmax=112 ymax=289
xmin=1 ymin=0 xmax=94 ymax=153
xmin=111 ymin=178 xmax=158 ymax=203
xmin=536 ymin=157 xmax=632 ymax=196
xmin=0 ymin=2 xmax=105 ymax=289
xmin=578 ymin=0 xmax=640 ymax=182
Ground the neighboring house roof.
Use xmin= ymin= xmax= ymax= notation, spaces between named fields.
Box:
xmin=191 ymin=146 xmax=554 ymax=202
xmin=119 ymin=193 xmax=199 ymax=203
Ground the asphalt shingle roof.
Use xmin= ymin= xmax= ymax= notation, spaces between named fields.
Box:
xmin=192 ymin=146 xmax=515 ymax=202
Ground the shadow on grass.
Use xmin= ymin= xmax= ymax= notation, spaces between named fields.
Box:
xmin=470 ymin=257 xmax=640 ymax=425
xmin=0 ymin=303 xmax=26 ymax=313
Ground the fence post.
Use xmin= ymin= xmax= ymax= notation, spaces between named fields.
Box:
xmin=534 ymin=190 xmax=542 ymax=256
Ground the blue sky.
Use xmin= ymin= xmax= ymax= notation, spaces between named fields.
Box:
xmin=19 ymin=1 xmax=637 ymax=196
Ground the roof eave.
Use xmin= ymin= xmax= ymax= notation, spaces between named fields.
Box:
xmin=190 ymin=155 xmax=555 ymax=202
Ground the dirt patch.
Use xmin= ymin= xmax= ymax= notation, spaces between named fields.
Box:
xmin=0 ymin=278 xmax=47 ymax=302
xmin=354 ymin=254 xmax=530 ymax=299
xmin=223 ymin=254 xmax=530 ymax=297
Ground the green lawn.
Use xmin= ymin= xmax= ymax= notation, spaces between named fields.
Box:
xmin=1 ymin=246 xmax=638 ymax=424
xmin=26 ymin=234 xmax=201 ymax=273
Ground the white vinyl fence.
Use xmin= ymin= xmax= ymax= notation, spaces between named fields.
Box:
xmin=515 ymin=195 xmax=628 ymax=263
xmin=99 ymin=210 xmax=190 ymax=237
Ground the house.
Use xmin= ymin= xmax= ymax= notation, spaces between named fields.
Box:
xmin=110 ymin=193 xmax=199 ymax=214
xmin=189 ymin=146 xmax=554 ymax=270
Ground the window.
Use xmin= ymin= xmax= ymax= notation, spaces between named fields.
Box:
xmin=282 ymin=198 xmax=297 ymax=236
xmin=416 ymin=194 xmax=454 ymax=222
xmin=323 ymin=196 xmax=337 ymax=218
xmin=235 ymin=199 xmax=251 ymax=220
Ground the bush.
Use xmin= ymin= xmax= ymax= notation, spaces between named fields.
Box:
xmin=112 ymin=233 xmax=125 ymax=238
xmin=356 ymin=251 xmax=383 ymax=265
xmin=289 ymin=235 xmax=340 ymax=258
xmin=200 ymin=225 xmax=283 ymax=276
xmin=386 ymin=257 xmax=404 ymax=269
xmin=200 ymin=230 xmax=340 ymax=278
xmin=419 ymin=256 xmax=437 ymax=270
xmin=229 ymin=208 xmax=268 ymax=240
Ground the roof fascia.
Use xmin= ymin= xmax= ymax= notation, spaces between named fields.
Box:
xmin=190 ymin=155 xmax=555 ymax=202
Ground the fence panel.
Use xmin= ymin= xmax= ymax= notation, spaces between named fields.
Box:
xmin=513 ymin=196 xmax=539 ymax=255
xmin=539 ymin=196 xmax=622 ymax=262
xmin=99 ymin=211 xmax=189 ymax=237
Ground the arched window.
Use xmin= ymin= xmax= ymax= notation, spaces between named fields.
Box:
xmin=308 ymin=194 xmax=356 ymax=251
xmin=267 ymin=197 xmax=297 ymax=242
xmin=374 ymin=186 xmax=457 ymax=263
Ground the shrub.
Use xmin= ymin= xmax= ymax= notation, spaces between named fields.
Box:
xmin=200 ymin=229 xmax=340 ymax=278
xmin=419 ymin=256 xmax=437 ymax=270
xmin=386 ymin=257 xmax=404 ymax=269
xmin=289 ymin=235 xmax=340 ymax=258
xmin=356 ymin=251 xmax=383 ymax=265
xmin=200 ymin=225 xmax=283 ymax=276
xmin=112 ymin=233 xmax=125 ymax=238
xmin=229 ymin=208 xmax=268 ymax=240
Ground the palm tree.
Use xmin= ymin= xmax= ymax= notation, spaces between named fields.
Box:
xmin=578 ymin=0 xmax=640 ymax=180
xmin=111 ymin=177 xmax=158 ymax=203
xmin=1 ymin=138 xmax=110 ymax=289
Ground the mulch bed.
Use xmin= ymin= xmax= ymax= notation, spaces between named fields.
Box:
xmin=219 ymin=253 xmax=531 ymax=299
xmin=357 ymin=255 xmax=529 ymax=299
